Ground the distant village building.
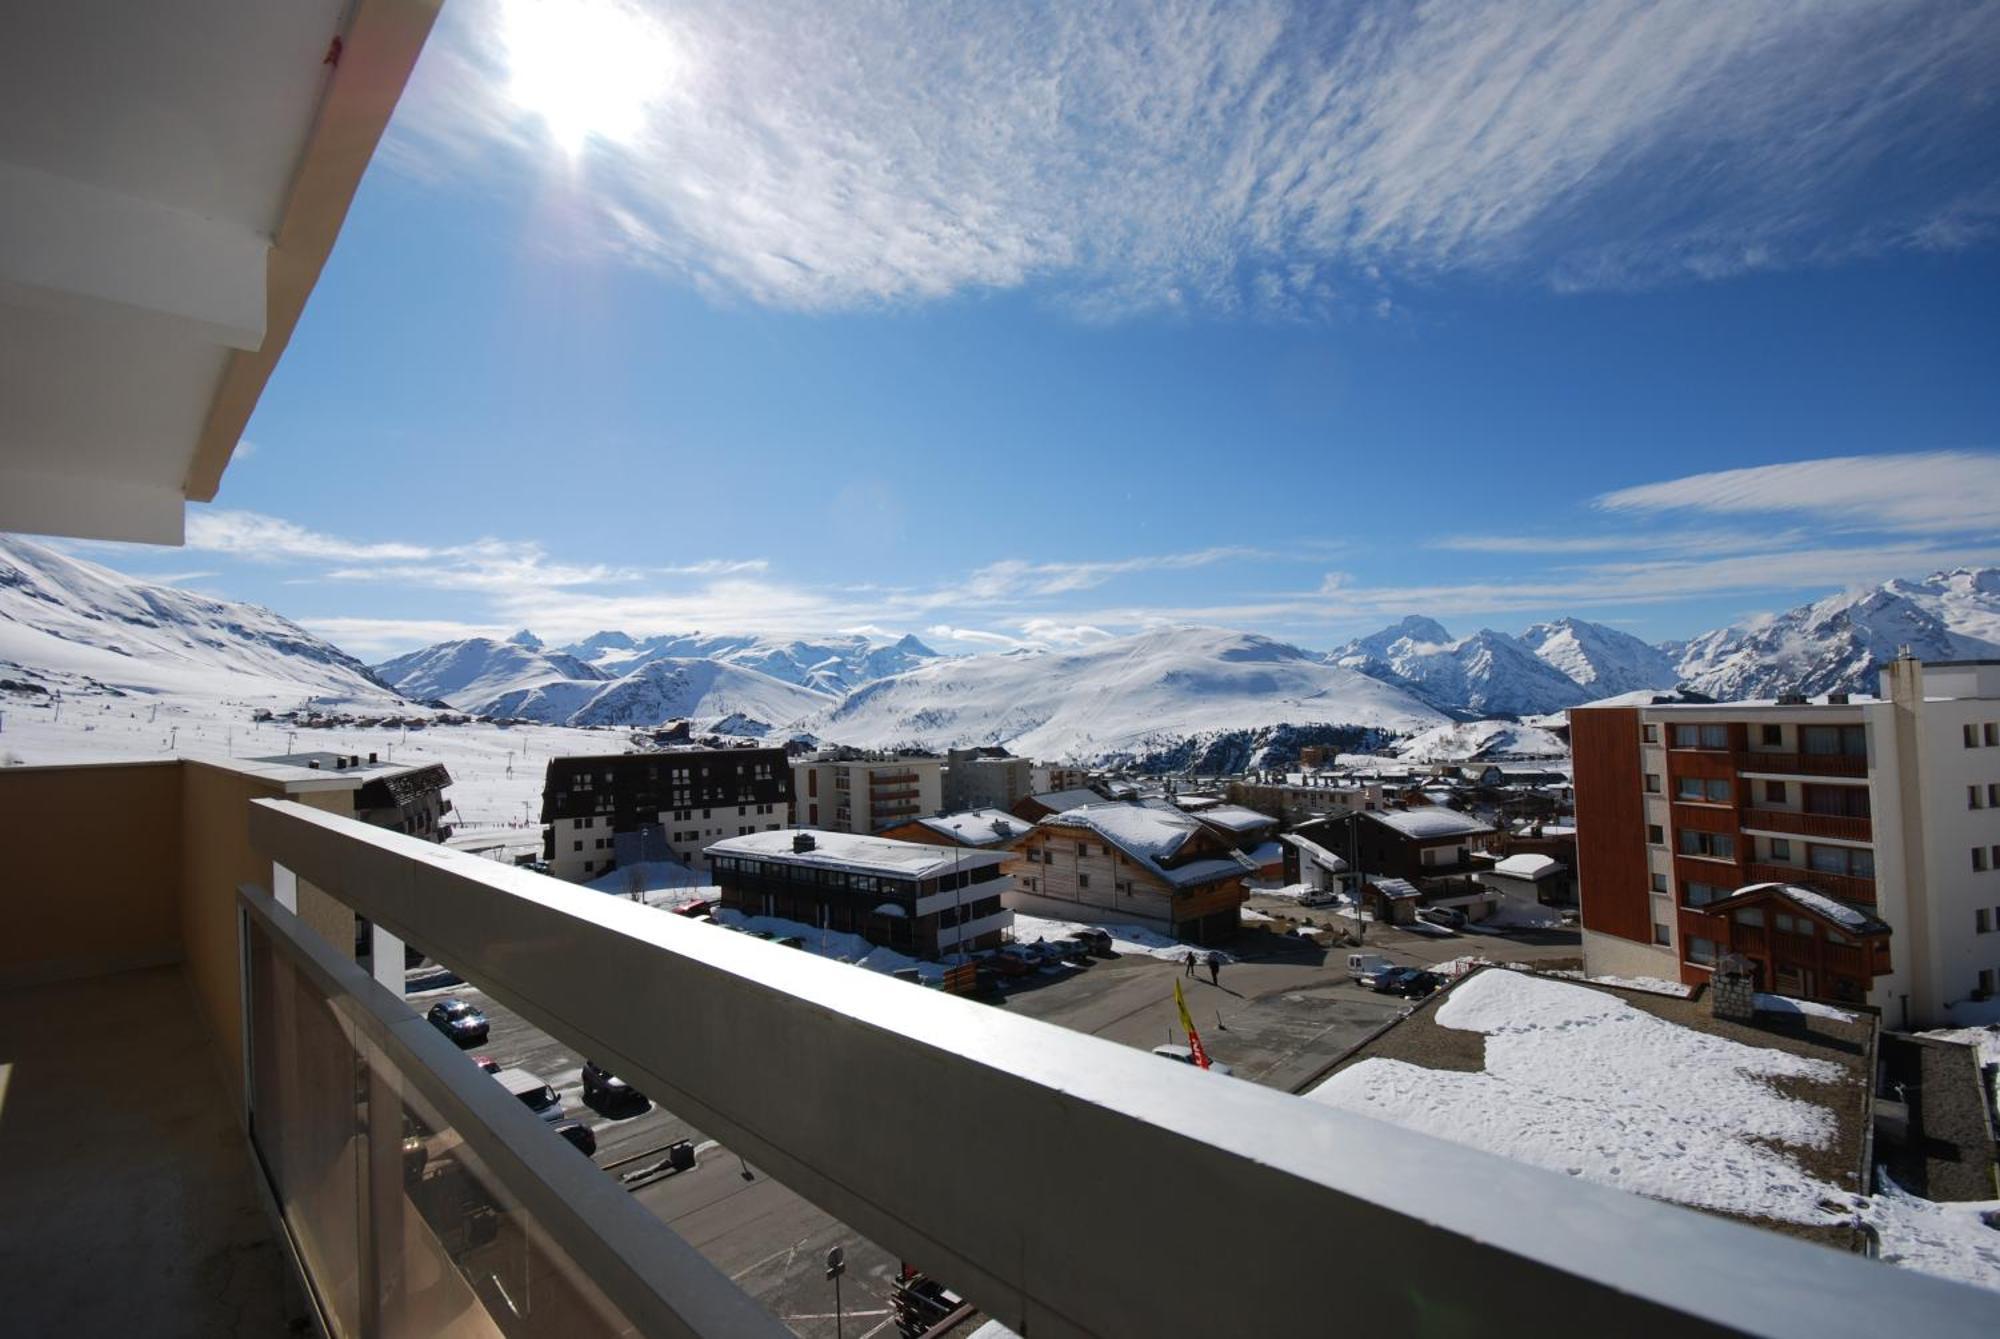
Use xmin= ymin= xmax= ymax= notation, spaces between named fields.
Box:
xmin=1009 ymin=788 xmax=1106 ymax=822
xmin=1479 ymin=852 xmax=1573 ymax=909
xmin=1007 ymin=803 xmax=1252 ymax=944
xmin=943 ymin=749 xmax=1036 ymax=814
xmin=1571 ymin=657 xmax=1999 ymax=1024
xmin=792 ymin=750 xmax=944 ymax=833
xmin=879 ymin=808 xmax=1029 ymax=850
xmin=1224 ymin=774 xmax=1410 ymax=825
xmin=540 ymin=746 xmax=792 ymax=881
xmin=1284 ymin=806 xmax=1496 ymax=906
xmin=1032 ymin=764 xmax=1092 ymax=794
xmin=707 ymin=829 xmax=1013 ymax=957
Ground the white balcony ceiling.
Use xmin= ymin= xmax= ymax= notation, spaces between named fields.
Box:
xmin=0 ymin=0 xmax=437 ymax=544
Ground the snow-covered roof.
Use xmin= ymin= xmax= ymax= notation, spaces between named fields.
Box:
xmin=1243 ymin=840 xmax=1284 ymax=868
xmin=706 ymin=829 xmax=1008 ymax=881
xmin=1368 ymin=877 xmax=1422 ymax=900
xmin=1280 ymin=832 xmax=1349 ymax=874
xmin=1042 ymin=803 xmax=1248 ymax=889
xmin=1191 ymin=803 xmax=1278 ymax=833
xmin=1491 ymin=853 xmax=1564 ymax=881
xmin=1364 ymin=805 xmax=1494 ymax=840
xmin=914 ymin=808 xmax=1026 ymax=847
xmin=1029 ymin=787 xmax=1105 ymax=813
xmin=1723 ymin=882 xmax=1886 ymax=933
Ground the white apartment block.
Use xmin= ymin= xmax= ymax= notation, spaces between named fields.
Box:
xmin=793 ymin=752 xmax=944 ymax=833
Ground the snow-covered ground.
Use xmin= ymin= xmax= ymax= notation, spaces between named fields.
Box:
xmin=1308 ymin=970 xmax=2000 ymax=1292
xmin=1008 ymin=911 xmax=1231 ymax=964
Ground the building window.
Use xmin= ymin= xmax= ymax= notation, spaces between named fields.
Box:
xmin=1671 ymin=724 xmax=1728 ymax=749
xmin=1966 ymin=724 xmax=1980 ymax=748
xmin=1764 ymin=780 xmax=1786 ymax=804
xmin=1770 ymin=838 xmax=1792 ymax=861
xmin=1990 ymin=784 xmax=2000 ymax=807
xmin=1804 ymin=784 xmax=1870 ymax=818
xmin=573 ymin=841 xmax=583 ymax=852
xmin=1642 ymin=725 xmax=1658 ymax=744
xmin=1988 ymin=723 xmax=2000 ymax=746
xmin=1733 ymin=907 xmax=1765 ymax=927
xmin=1974 ymin=785 xmax=1987 ymax=811
xmin=1809 ymin=845 xmax=1873 ymax=878
xmin=1975 ymin=848 xmax=1990 ymax=873
xmin=1760 ymin=724 xmax=1782 ymax=746
xmin=1687 ymin=936 xmax=1718 ymax=966
xmin=1645 ymin=773 xmax=1661 ymax=794
xmin=1652 ymin=923 xmax=1672 ymax=946
xmin=1978 ymin=909 xmax=1992 ymax=934
xmin=1650 ymin=873 xmax=1668 ymax=893
xmin=1981 ymin=969 xmax=1996 ymax=997
xmin=1676 ymin=777 xmax=1729 ymax=803
xmin=1774 ymin=912 xmax=1813 ymax=937
xmin=1077 ymin=874 xmax=1090 ymax=889
xmin=1647 ymin=824 xmax=1665 ymax=846
xmin=1677 ymin=830 xmax=1734 ymax=860
xmin=1684 ymin=881 xmax=1723 ymax=907
xmin=1801 ymin=724 xmax=1868 ymax=759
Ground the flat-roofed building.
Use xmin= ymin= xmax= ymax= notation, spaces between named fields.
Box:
xmin=793 ymin=750 xmax=944 ymax=833
xmin=707 ymin=829 xmax=1013 ymax=957
xmin=541 ymin=746 xmax=792 ymax=881
xmin=1571 ymin=656 xmax=2000 ymax=1026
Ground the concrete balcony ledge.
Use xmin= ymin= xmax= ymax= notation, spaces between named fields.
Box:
xmin=247 ymin=799 xmax=1996 ymax=1337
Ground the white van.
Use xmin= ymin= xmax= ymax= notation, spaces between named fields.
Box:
xmin=1346 ymin=953 xmax=1394 ymax=983
xmin=493 ymin=1067 xmax=566 ymax=1124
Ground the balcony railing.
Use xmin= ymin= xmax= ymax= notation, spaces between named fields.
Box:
xmin=1739 ymin=807 xmax=1873 ymax=842
xmin=1746 ymin=862 xmax=1878 ymax=905
xmin=242 ymin=798 xmax=1991 ymax=1337
xmin=1735 ymin=750 xmax=1869 ymax=778
xmin=869 ymin=771 xmax=920 ymax=787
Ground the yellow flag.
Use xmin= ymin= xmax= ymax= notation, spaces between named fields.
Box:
xmin=1173 ymin=978 xmax=1211 ymax=1068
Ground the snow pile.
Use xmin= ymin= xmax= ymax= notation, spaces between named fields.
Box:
xmin=585 ymin=860 xmax=704 ymax=896
xmin=1308 ymin=971 xmax=1855 ymax=1225
xmin=1753 ymin=993 xmax=1859 ymax=1023
xmin=1861 ymin=1174 xmax=2000 ymax=1292
xmin=1008 ymin=912 xmax=1228 ymax=963
xmin=1367 ymin=805 xmax=1492 ymax=839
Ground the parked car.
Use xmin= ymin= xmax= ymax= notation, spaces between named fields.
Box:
xmin=982 ymin=946 xmax=1038 ymax=978
xmin=552 ymin=1120 xmax=597 ymax=1157
xmin=1298 ymin=888 xmax=1340 ymax=908
xmin=581 ymin=1060 xmax=649 ymax=1115
xmin=1345 ymin=953 xmax=1395 ymax=984
xmin=1150 ymin=1044 xmax=1235 ymax=1078
xmin=1023 ymin=938 xmax=1076 ymax=967
xmin=1066 ymin=928 xmax=1115 ymax=958
xmin=1417 ymin=905 xmax=1467 ymax=929
xmin=1371 ymin=967 xmax=1442 ymax=998
xmin=492 ymin=1067 xmax=565 ymax=1124
xmin=674 ymin=899 xmax=714 ymax=918
xmin=1051 ymin=938 xmax=1094 ymax=966
xmin=425 ymin=998 xmax=488 ymax=1048
xmin=469 ymin=1054 xmax=501 ymax=1075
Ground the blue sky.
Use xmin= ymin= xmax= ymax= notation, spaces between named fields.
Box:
xmin=76 ymin=0 xmax=2000 ymax=659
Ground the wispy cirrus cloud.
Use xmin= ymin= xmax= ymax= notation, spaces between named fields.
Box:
xmin=387 ymin=0 xmax=2000 ymax=315
xmin=1596 ymin=450 xmax=2000 ymax=535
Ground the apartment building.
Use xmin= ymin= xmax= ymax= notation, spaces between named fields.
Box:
xmin=1283 ymin=806 xmax=1496 ymax=899
xmin=708 ymin=829 xmax=1014 ymax=957
xmin=1008 ymin=803 xmax=1252 ymax=943
xmin=251 ymin=752 xmax=454 ymax=841
xmin=541 ymin=746 xmax=792 ymax=881
xmin=1573 ymin=656 xmax=2000 ymax=1026
xmin=792 ymin=750 xmax=943 ymax=832
xmin=1224 ymin=773 xmax=1407 ymax=825
xmin=943 ymin=748 xmax=1036 ymax=812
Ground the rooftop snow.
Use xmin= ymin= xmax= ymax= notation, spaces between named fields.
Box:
xmin=1308 ymin=969 xmax=1862 ymax=1227
xmin=914 ymin=808 xmax=1026 ymax=846
xmin=706 ymin=828 xmax=1008 ymax=880
xmin=1193 ymin=803 xmax=1279 ymax=832
xmin=1030 ymin=787 xmax=1106 ymax=812
xmin=1368 ymin=877 xmax=1422 ymax=899
xmin=1365 ymin=805 xmax=1495 ymax=839
xmin=1729 ymin=882 xmax=1879 ymax=931
xmin=1491 ymin=853 xmax=1564 ymax=880
xmin=1043 ymin=803 xmax=1248 ymax=888
xmin=1279 ymin=832 xmax=1348 ymax=873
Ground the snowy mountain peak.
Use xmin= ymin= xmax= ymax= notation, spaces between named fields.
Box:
xmin=1521 ymin=617 xmax=1680 ymax=697
xmin=506 ymin=629 xmax=543 ymax=650
xmin=1332 ymin=621 xmax=1587 ymax=718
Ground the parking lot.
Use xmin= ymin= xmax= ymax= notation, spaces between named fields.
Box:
xmin=407 ymin=907 xmax=1581 ymax=1335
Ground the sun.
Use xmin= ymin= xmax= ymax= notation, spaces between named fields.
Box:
xmin=498 ymin=0 xmax=676 ymax=154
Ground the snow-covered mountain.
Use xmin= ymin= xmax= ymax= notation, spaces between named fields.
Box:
xmin=1675 ymin=568 xmax=2000 ymax=700
xmin=556 ymin=630 xmax=939 ymax=695
xmin=375 ymin=637 xmax=609 ymax=704
xmin=801 ymin=626 xmax=1448 ymax=762
xmin=0 ymin=537 xmax=407 ymax=708
xmin=1521 ymin=618 xmax=1680 ymax=697
xmin=1394 ymin=719 xmax=1571 ymax=763
xmin=1332 ymin=620 xmax=1590 ymax=718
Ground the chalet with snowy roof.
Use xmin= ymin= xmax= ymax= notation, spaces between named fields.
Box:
xmin=707 ymin=829 xmax=1012 ymax=958
xmin=1284 ymin=805 xmax=1496 ymax=896
xmin=879 ymin=808 xmax=1029 ymax=850
xmin=1010 ymin=787 xmax=1108 ymax=821
xmin=1479 ymin=851 xmax=1574 ymax=909
xmin=1697 ymin=883 xmax=1892 ymax=1006
xmin=1008 ymin=802 xmax=1252 ymax=944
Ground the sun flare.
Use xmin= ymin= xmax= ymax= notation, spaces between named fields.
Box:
xmin=498 ymin=0 xmax=676 ymax=154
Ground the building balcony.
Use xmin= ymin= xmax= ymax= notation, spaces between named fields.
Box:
xmin=870 ymin=786 xmax=921 ymax=803
xmin=936 ymin=909 xmax=1014 ymax=950
xmin=1735 ymin=750 xmax=1870 ymax=778
xmin=5 ymin=760 xmax=1992 ymax=1336
xmin=868 ymin=771 xmax=921 ymax=787
xmin=1739 ymin=807 xmax=1873 ymax=843
xmin=1746 ymin=861 xmax=1878 ymax=905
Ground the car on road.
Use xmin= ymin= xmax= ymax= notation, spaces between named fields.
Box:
xmin=552 ymin=1120 xmax=597 ymax=1156
xmin=1150 ymin=1044 xmax=1235 ymax=1077
xmin=985 ymin=946 xmax=1040 ymax=977
xmin=425 ymin=998 xmax=488 ymax=1047
xmin=492 ymin=1067 xmax=566 ymax=1124
xmin=1417 ymin=905 xmax=1467 ymax=929
xmin=1371 ymin=967 xmax=1441 ymax=999
xmin=1066 ymin=928 xmax=1115 ymax=958
xmin=1345 ymin=953 xmax=1395 ymax=985
xmin=581 ymin=1060 xmax=649 ymax=1115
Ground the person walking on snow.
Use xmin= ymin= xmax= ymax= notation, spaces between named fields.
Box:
xmin=1184 ymin=950 xmax=1197 ymax=977
xmin=1206 ymin=951 xmax=1221 ymax=986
